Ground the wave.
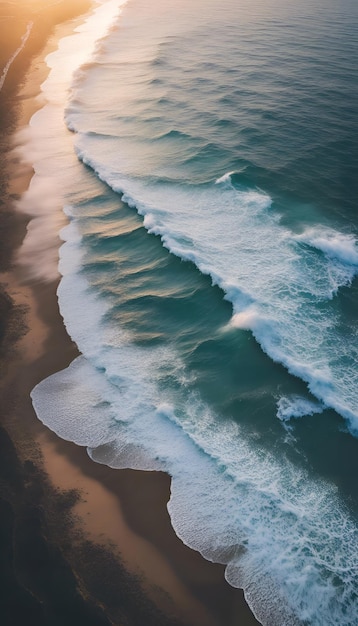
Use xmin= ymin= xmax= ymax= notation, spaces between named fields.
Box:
xmin=64 ymin=132 xmax=358 ymax=434
xmin=294 ymin=228 xmax=358 ymax=268
xmin=276 ymin=394 xmax=324 ymax=423
xmin=215 ymin=168 xmax=261 ymax=191
xmin=31 ymin=317 xmax=358 ymax=626
xmin=19 ymin=1 xmax=358 ymax=624
xmin=215 ymin=170 xmax=237 ymax=185
xmin=32 ymin=180 xmax=358 ymax=624
xmin=30 ymin=128 xmax=357 ymax=624
xmin=61 ymin=8 xmax=358 ymax=432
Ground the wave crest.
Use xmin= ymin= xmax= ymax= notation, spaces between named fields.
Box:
xmin=295 ymin=228 xmax=358 ymax=267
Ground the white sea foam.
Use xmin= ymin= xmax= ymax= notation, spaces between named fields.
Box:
xmin=32 ymin=346 xmax=358 ymax=626
xmin=215 ymin=170 xmax=236 ymax=185
xmin=229 ymin=307 xmax=264 ymax=331
xmin=277 ymin=395 xmax=324 ymax=424
xmin=295 ymin=228 xmax=358 ymax=268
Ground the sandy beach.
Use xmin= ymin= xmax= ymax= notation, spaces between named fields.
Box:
xmin=0 ymin=2 xmax=260 ymax=625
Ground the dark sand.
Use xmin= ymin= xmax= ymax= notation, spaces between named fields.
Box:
xmin=0 ymin=2 xmax=260 ymax=625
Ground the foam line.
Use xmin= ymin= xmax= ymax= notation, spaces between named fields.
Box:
xmin=0 ymin=20 xmax=33 ymax=92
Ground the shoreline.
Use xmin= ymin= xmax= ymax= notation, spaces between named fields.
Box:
xmin=0 ymin=2 xmax=260 ymax=625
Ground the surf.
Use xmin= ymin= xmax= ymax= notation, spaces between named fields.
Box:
xmin=16 ymin=0 xmax=358 ymax=624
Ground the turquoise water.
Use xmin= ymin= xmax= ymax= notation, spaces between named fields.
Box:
xmin=29 ymin=0 xmax=358 ymax=623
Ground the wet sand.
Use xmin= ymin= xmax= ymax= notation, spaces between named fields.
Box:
xmin=0 ymin=2 xmax=260 ymax=625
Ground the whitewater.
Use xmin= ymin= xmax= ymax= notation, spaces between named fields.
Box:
xmin=14 ymin=0 xmax=358 ymax=624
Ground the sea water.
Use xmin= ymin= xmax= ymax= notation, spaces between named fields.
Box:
xmin=20 ymin=0 xmax=358 ymax=623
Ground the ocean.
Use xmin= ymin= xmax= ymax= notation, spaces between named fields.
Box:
xmin=17 ymin=0 xmax=358 ymax=623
